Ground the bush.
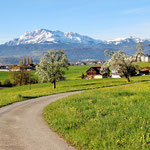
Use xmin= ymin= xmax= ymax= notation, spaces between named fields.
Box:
xmin=30 ymin=78 xmax=38 ymax=84
xmin=9 ymin=71 xmax=29 ymax=86
xmin=3 ymin=79 xmax=12 ymax=87
xmin=81 ymin=73 xmax=85 ymax=79
xmin=17 ymin=94 xmax=23 ymax=100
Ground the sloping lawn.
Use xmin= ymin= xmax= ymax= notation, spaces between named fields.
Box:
xmin=43 ymin=81 xmax=150 ymax=149
xmin=0 ymin=75 xmax=150 ymax=108
xmin=133 ymin=62 xmax=150 ymax=69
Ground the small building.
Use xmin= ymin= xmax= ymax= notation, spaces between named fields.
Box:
xmin=140 ymin=67 xmax=150 ymax=75
xmin=11 ymin=65 xmax=35 ymax=71
xmin=139 ymin=55 xmax=150 ymax=62
xmin=111 ymin=69 xmax=123 ymax=78
xmin=111 ymin=74 xmax=123 ymax=78
xmin=86 ymin=66 xmax=103 ymax=79
xmin=0 ymin=65 xmax=10 ymax=71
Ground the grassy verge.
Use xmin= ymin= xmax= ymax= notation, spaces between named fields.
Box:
xmin=43 ymin=81 xmax=150 ymax=149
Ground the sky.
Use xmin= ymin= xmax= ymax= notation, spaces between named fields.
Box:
xmin=0 ymin=0 xmax=150 ymax=44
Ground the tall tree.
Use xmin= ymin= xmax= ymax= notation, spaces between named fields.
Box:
xmin=27 ymin=56 xmax=30 ymax=65
xmin=30 ymin=56 xmax=33 ymax=65
xmin=19 ymin=61 xmax=23 ymax=66
xmin=23 ymin=56 xmax=26 ymax=66
xmin=36 ymin=50 xmax=68 ymax=88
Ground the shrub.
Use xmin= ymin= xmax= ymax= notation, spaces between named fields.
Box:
xmin=9 ymin=71 xmax=29 ymax=86
xmin=81 ymin=73 xmax=85 ymax=79
xmin=3 ymin=79 xmax=12 ymax=87
xmin=30 ymin=78 xmax=38 ymax=84
xmin=17 ymin=94 xmax=23 ymax=100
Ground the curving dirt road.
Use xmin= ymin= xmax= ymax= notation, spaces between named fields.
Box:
xmin=0 ymin=91 xmax=82 ymax=150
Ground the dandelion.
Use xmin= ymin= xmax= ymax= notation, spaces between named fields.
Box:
xmin=118 ymin=122 xmax=122 ymax=126
xmin=98 ymin=110 xmax=102 ymax=113
xmin=117 ymin=139 xmax=120 ymax=143
xmin=88 ymin=100 xmax=92 ymax=103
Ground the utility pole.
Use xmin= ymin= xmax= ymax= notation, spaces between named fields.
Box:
xmin=27 ymin=68 xmax=31 ymax=90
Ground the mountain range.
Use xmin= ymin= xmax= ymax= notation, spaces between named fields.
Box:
xmin=0 ymin=29 xmax=150 ymax=64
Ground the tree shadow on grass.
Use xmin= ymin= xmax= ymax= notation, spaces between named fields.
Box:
xmin=23 ymin=96 xmax=39 ymax=99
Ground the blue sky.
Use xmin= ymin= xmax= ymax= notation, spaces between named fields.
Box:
xmin=0 ymin=0 xmax=150 ymax=44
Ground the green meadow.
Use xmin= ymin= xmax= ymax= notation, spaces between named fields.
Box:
xmin=0 ymin=64 xmax=150 ymax=108
xmin=43 ymin=81 xmax=150 ymax=150
xmin=64 ymin=65 xmax=93 ymax=80
xmin=0 ymin=71 xmax=10 ymax=83
xmin=0 ymin=72 xmax=149 ymax=108
xmin=133 ymin=62 xmax=150 ymax=69
xmin=0 ymin=65 xmax=92 ymax=83
xmin=0 ymin=62 xmax=149 ymax=83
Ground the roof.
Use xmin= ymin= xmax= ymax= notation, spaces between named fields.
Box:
xmin=141 ymin=67 xmax=150 ymax=72
xmin=86 ymin=66 xmax=101 ymax=74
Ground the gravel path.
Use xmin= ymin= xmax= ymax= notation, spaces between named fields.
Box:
xmin=0 ymin=91 xmax=82 ymax=150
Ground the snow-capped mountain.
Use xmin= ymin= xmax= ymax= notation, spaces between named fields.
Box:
xmin=1 ymin=29 xmax=150 ymax=64
xmin=105 ymin=36 xmax=143 ymax=45
xmin=5 ymin=29 xmax=102 ymax=46
xmin=5 ymin=29 xmax=150 ymax=47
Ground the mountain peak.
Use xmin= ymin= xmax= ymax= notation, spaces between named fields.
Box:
xmin=106 ymin=36 xmax=143 ymax=45
xmin=5 ymin=29 xmax=101 ymax=46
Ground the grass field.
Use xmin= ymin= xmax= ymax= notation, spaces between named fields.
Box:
xmin=0 ymin=70 xmax=36 ymax=84
xmin=0 ymin=63 xmax=150 ymax=107
xmin=43 ymin=81 xmax=150 ymax=150
xmin=0 ymin=71 xmax=10 ymax=83
xmin=0 ymin=65 xmax=93 ymax=83
xmin=0 ymin=74 xmax=149 ymax=108
xmin=0 ymin=62 xmax=149 ymax=82
xmin=64 ymin=65 xmax=93 ymax=80
xmin=133 ymin=62 xmax=150 ymax=69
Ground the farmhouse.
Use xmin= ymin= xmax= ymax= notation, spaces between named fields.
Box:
xmin=86 ymin=66 xmax=103 ymax=79
xmin=140 ymin=67 xmax=150 ymax=75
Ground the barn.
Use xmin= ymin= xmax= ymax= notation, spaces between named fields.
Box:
xmin=86 ymin=66 xmax=103 ymax=79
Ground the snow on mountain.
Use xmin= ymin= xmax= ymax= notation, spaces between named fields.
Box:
xmin=5 ymin=29 xmax=102 ymax=46
xmin=5 ymin=29 xmax=150 ymax=47
xmin=105 ymin=36 xmax=143 ymax=45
